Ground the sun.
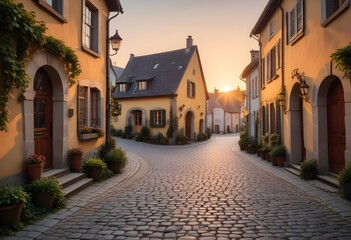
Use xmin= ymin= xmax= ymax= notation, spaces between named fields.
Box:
xmin=222 ymin=85 xmax=232 ymax=92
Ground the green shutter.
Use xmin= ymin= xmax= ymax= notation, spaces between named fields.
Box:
xmin=150 ymin=110 xmax=155 ymax=128
xmin=161 ymin=110 xmax=166 ymax=127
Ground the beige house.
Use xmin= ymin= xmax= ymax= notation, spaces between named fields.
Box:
xmin=0 ymin=0 xmax=123 ymax=184
xmin=251 ymin=0 xmax=351 ymax=174
xmin=112 ymin=37 xmax=209 ymax=140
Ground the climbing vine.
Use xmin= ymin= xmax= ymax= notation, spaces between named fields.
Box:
xmin=331 ymin=42 xmax=351 ymax=79
xmin=0 ymin=0 xmax=81 ymax=131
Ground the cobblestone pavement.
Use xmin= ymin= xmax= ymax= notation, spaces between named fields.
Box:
xmin=6 ymin=134 xmax=351 ymax=239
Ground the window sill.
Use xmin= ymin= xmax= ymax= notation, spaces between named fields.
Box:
xmin=82 ymin=46 xmax=100 ymax=58
xmin=289 ymin=32 xmax=304 ymax=46
xmin=79 ymin=133 xmax=100 ymax=140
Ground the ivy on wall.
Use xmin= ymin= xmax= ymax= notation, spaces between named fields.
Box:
xmin=0 ymin=0 xmax=81 ymax=131
xmin=331 ymin=43 xmax=351 ymax=79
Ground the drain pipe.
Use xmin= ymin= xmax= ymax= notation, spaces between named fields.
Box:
xmin=278 ymin=0 xmax=285 ymax=145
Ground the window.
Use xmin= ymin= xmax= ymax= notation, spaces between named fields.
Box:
xmin=270 ymin=103 xmax=276 ymax=133
xmin=138 ymin=81 xmax=147 ymax=90
xmin=118 ymin=83 xmax=126 ymax=92
xmin=261 ymin=59 xmax=265 ymax=88
xmin=134 ymin=111 xmax=142 ymax=126
xmin=269 ymin=20 xmax=275 ymax=38
xmin=83 ymin=1 xmax=99 ymax=54
xmin=150 ymin=110 xmax=166 ymax=128
xmin=265 ymin=41 xmax=280 ymax=82
xmin=187 ymin=81 xmax=195 ymax=98
xmin=78 ymin=86 xmax=101 ymax=130
xmin=37 ymin=0 xmax=65 ymax=21
xmin=322 ymin=0 xmax=349 ymax=26
xmin=287 ymin=0 xmax=304 ymax=44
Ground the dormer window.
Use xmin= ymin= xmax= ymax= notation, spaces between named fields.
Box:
xmin=138 ymin=81 xmax=147 ymax=90
xmin=118 ymin=83 xmax=126 ymax=92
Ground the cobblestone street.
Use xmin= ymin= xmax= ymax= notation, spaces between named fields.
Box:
xmin=7 ymin=134 xmax=351 ymax=239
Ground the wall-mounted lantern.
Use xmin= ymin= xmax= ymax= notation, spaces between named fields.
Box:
xmin=179 ymin=104 xmax=185 ymax=112
xmin=292 ymin=68 xmax=310 ymax=102
xmin=68 ymin=108 xmax=74 ymax=117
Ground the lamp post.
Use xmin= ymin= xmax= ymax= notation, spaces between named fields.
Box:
xmin=106 ymin=16 xmax=122 ymax=149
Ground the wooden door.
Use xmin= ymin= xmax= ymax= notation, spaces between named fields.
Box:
xmin=134 ymin=110 xmax=142 ymax=134
xmin=185 ymin=112 xmax=192 ymax=138
xmin=327 ymin=79 xmax=345 ymax=174
xmin=34 ymin=69 xmax=53 ymax=170
xmin=300 ymin=97 xmax=306 ymax=162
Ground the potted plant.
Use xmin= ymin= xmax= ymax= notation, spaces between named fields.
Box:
xmin=0 ymin=185 xmax=29 ymax=226
xmin=175 ymin=133 xmax=187 ymax=145
xmin=26 ymin=177 xmax=66 ymax=209
xmin=238 ymin=132 xmax=249 ymax=151
xmin=141 ymin=126 xmax=150 ymax=142
xmin=337 ymin=164 xmax=351 ymax=200
xmin=103 ymin=148 xmax=128 ymax=174
xmin=247 ymin=137 xmax=257 ymax=154
xmin=269 ymin=133 xmax=280 ymax=147
xmin=271 ymin=145 xmax=286 ymax=167
xmin=68 ymin=148 xmax=83 ymax=171
xmin=82 ymin=157 xmax=107 ymax=181
xmin=25 ymin=154 xmax=46 ymax=181
xmin=300 ymin=159 xmax=318 ymax=180
xmin=124 ymin=125 xmax=133 ymax=139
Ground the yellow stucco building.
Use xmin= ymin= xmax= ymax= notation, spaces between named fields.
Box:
xmin=0 ymin=0 xmax=123 ymax=184
xmin=251 ymin=0 xmax=351 ymax=174
xmin=112 ymin=36 xmax=209 ymax=140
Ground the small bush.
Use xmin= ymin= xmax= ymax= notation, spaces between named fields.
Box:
xmin=338 ymin=164 xmax=351 ymax=186
xmin=300 ymin=159 xmax=318 ymax=180
xmin=83 ymin=157 xmax=107 ymax=171
xmin=270 ymin=145 xmax=286 ymax=157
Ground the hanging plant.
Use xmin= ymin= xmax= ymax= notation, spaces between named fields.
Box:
xmin=0 ymin=0 xmax=81 ymax=132
xmin=331 ymin=42 xmax=351 ymax=79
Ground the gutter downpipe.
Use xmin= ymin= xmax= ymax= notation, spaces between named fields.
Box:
xmin=250 ymin=33 xmax=262 ymax=144
xmin=278 ymin=0 xmax=285 ymax=147
xmin=106 ymin=12 xmax=120 ymax=148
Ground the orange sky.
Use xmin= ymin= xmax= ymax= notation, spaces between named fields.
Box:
xmin=110 ymin=0 xmax=269 ymax=93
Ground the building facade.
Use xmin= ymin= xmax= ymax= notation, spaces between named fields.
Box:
xmin=0 ymin=0 xmax=122 ymax=184
xmin=251 ymin=0 xmax=351 ymax=174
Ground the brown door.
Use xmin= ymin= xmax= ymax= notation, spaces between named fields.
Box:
xmin=185 ymin=112 xmax=192 ymax=138
xmin=327 ymin=79 xmax=345 ymax=174
xmin=300 ymin=97 xmax=306 ymax=162
xmin=134 ymin=110 xmax=142 ymax=134
xmin=34 ymin=69 xmax=53 ymax=170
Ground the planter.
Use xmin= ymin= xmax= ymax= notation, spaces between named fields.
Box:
xmin=271 ymin=156 xmax=277 ymax=166
xmin=265 ymin=152 xmax=271 ymax=162
xmin=341 ymin=182 xmax=351 ymax=200
xmin=31 ymin=192 xmax=54 ymax=209
xmin=87 ymin=168 xmax=104 ymax=181
xmin=107 ymin=162 xmax=123 ymax=174
xmin=79 ymin=133 xmax=99 ymax=140
xmin=276 ymin=157 xmax=285 ymax=167
xmin=0 ymin=203 xmax=23 ymax=226
xmin=261 ymin=153 xmax=266 ymax=160
xmin=69 ymin=154 xmax=83 ymax=171
xmin=159 ymin=138 xmax=168 ymax=145
xmin=26 ymin=163 xmax=44 ymax=181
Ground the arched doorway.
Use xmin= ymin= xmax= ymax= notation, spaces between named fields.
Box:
xmin=185 ymin=111 xmax=193 ymax=139
xmin=34 ymin=68 xmax=53 ymax=170
xmin=327 ymin=79 xmax=345 ymax=174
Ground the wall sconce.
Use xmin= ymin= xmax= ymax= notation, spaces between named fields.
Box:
xmin=200 ymin=112 xmax=204 ymax=116
xmin=197 ymin=105 xmax=201 ymax=109
xmin=68 ymin=108 xmax=74 ymax=117
xmin=109 ymin=30 xmax=123 ymax=56
xmin=179 ymin=113 xmax=183 ymax=118
xmin=111 ymin=101 xmax=121 ymax=117
xmin=179 ymin=104 xmax=185 ymax=112
xmin=292 ymin=68 xmax=310 ymax=102
xmin=276 ymin=92 xmax=287 ymax=114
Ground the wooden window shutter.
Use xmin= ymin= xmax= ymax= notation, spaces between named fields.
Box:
xmin=150 ymin=110 xmax=155 ymax=127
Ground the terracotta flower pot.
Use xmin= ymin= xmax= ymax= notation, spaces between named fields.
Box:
xmin=0 ymin=203 xmax=23 ymax=226
xmin=87 ymin=168 xmax=104 ymax=181
xmin=31 ymin=192 xmax=55 ymax=209
xmin=26 ymin=163 xmax=44 ymax=181
xmin=107 ymin=162 xmax=123 ymax=174
xmin=276 ymin=157 xmax=285 ymax=167
xmin=69 ymin=154 xmax=83 ymax=171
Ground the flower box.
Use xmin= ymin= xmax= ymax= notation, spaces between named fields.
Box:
xmin=79 ymin=133 xmax=99 ymax=140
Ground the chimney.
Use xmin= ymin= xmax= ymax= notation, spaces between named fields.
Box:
xmin=214 ymin=87 xmax=219 ymax=97
xmin=128 ymin=53 xmax=135 ymax=62
xmin=186 ymin=36 xmax=193 ymax=53
xmin=250 ymin=50 xmax=259 ymax=62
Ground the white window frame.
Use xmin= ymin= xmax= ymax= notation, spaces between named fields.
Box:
xmin=82 ymin=1 xmax=99 ymax=55
xmin=288 ymin=0 xmax=304 ymax=44
xmin=118 ymin=83 xmax=126 ymax=92
xmin=138 ymin=81 xmax=147 ymax=90
xmin=269 ymin=20 xmax=275 ymax=38
xmin=187 ymin=81 xmax=196 ymax=98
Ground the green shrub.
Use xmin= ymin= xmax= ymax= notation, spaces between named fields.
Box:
xmin=338 ymin=164 xmax=351 ymax=185
xmin=83 ymin=157 xmax=107 ymax=171
xmin=300 ymin=159 xmax=318 ymax=180
xmin=269 ymin=133 xmax=280 ymax=147
xmin=104 ymin=148 xmax=127 ymax=167
xmin=26 ymin=177 xmax=66 ymax=209
xmin=0 ymin=186 xmax=29 ymax=207
xmin=270 ymin=145 xmax=286 ymax=157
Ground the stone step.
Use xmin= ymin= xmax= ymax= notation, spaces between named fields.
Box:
xmin=62 ymin=178 xmax=94 ymax=198
xmin=42 ymin=168 xmax=93 ymax=199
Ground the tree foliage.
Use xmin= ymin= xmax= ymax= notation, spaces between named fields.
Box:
xmin=331 ymin=42 xmax=351 ymax=79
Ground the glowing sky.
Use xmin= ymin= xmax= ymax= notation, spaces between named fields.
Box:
xmin=110 ymin=0 xmax=269 ymax=93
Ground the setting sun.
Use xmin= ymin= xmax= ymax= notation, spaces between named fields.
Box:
xmin=222 ymin=85 xmax=233 ymax=92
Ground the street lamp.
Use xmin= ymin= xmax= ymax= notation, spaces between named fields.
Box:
xmin=110 ymin=30 xmax=123 ymax=56
xmin=106 ymin=13 xmax=122 ymax=150
xmin=292 ymin=68 xmax=310 ymax=102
